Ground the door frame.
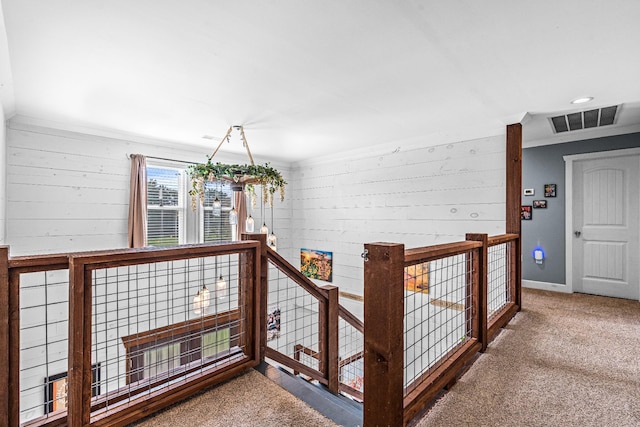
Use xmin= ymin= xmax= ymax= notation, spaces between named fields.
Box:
xmin=564 ymin=147 xmax=640 ymax=296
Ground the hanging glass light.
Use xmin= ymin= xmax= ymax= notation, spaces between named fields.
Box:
xmin=268 ymin=232 xmax=277 ymax=251
xmin=212 ymin=196 xmax=221 ymax=217
xmin=260 ymin=223 xmax=268 ymax=234
xmin=229 ymin=206 xmax=238 ymax=225
xmin=192 ymin=285 xmax=210 ymax=315
xmin=246 ymin=215 xmax=255 ymax=233
xmin=216 ymin=275 xmax=227 ymax=299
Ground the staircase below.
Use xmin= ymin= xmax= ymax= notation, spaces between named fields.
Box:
xmin=255 ymin=362 xmax=363 ymax=427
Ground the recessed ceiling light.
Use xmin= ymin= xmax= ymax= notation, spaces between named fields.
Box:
xmin=571 ymin=97 xmax=594 ymax=105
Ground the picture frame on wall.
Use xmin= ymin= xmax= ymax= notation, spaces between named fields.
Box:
xmin=521 ymin=205 xmax=532 ymax=220
xmin=44 ymin=363 xmax=101 ymax=414
xmin=544 ymin=184 xmax=557 ymax=197
xmin=533 ymin=200 xmax=547 ymax=209
xmin=523 ymin=188 xmax=535 ymax=196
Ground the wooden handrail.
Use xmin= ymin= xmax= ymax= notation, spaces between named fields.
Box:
xmin=404 ymin=241 xmax=483 ymax=265
xmin=487 ymin=233 xmax=519 ymax=246
xmin=339 ymin=305 xmax=364 ymax=334
xmin=266 ymin=246 xmax=328 ymax=301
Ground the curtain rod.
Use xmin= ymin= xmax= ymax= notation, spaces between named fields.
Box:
xmin=127 ymin=153 xmax=197 ymax=165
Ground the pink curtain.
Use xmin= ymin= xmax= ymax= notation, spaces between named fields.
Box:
xmin=128 ymin=154 xmax=147 ymax=248
xmin=235 ymin=191 xmax=247 ymax=240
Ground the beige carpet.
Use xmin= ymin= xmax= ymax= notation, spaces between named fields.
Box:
xmin=415 ymin=288 xmax=640 ymax=427
xmin=130 ymin=369 xmax=338 ymax=427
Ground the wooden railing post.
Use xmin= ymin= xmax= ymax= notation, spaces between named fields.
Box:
xmin=506 ymin=123 xmax=522 ymax=311
xmin=0 ymin=246 xmax=10 ymax=425
xmin=242 ymin=233 xmax=267 ymax=361
xmin=466 ymin=234 xmax=488 ymax=351
xmin=363 ymin=242 xmax=405 ymax=427
xmin=67 ymin=258 xmax=92 ymax=427
xmin=320 ymin=284 xmax=339 ymax=393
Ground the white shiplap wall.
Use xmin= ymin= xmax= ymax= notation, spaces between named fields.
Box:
xmin=5 ymin=119 xmax=292 ymax=256
xmin=290 ymin=134 xmax=506 ymax=295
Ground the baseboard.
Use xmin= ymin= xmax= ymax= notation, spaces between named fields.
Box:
xmin=522 ymin=280 xmax=572 ymax=293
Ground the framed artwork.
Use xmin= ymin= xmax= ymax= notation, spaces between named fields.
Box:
xmin=544 ymin=184 xmax=557 ymax=197
xmin=44 ymin=363 xmax=101 ymax=414
xmin=521 ymin=205 xmax=532 ymax=220
xmin=300 ymin=248 xmax=333 ymax=282
xmin=533 ymin=200 xmax=547 ymax=209
xmin=523 ymin=188 xmax=535 ymax=196
xmin=267 ymin=307 xmax=281 ymax=341
xmin=404 ymin=262 xmax=429 ymax=294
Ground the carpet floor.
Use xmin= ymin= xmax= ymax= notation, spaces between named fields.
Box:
xmin=415 ymin=288 xmax=640 ymax=427
xmin=130 ymin=369 xmax=339 ymax=427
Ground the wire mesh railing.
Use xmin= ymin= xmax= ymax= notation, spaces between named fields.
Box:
xmin=2 ymin=241 xmax=260 ymax=427
xmin=337 ymin=309 xmax=364 ymax=399
xmin=266 ymin=259 xmax=323 ymax=376
xmin=90 ymin=254 xmax=245 ymax=418
xmin=487 ymin=242 xmax=510 ymax=319
xmin=403 ymin=253 xmax=475 ymax=396
xmin=19 ymin=269 xmax=70 ymax=424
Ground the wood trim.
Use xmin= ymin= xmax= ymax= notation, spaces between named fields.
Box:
xmin=339 ymin=290 xmax=363 ymax=302
xmin=121 ymin=310 xmax=241 ymax=349
xmin=506 ymin=123 xmax=522 ymax=310
xmin=364 ymin=242 xmax=405 ymax=427
xmin=339 ymin=383 xmax=363 ymax=401
xmin=323 ymin=285 xmax=339 ymax=393
xmin=8 ymin=253 xmax=69 ymax=272
xmin=265 ymin=347 xmax=328 ymax=386
xmin=429 ymin=298 xmax=465 ymax=311
xmin=404 ymin=241 xmax=483 ymax=265
xmin=466 ymin=234 xmax=488 ymax=351
xmin=242 ymin=234 xmax=267 ymax=362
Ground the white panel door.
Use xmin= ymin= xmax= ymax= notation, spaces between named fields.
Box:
xmin=572 ymin=155 xmax=639 ymax=300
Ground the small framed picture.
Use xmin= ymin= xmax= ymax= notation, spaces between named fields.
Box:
xmin=544 ymin=184 xmax=556 ymax=197
xmin=533 ymin=200 xmax=547 ymax=209
xmin=523 ymin=188 xmax=535 ymax=196
xmin=521 ymin=205 xmax=532 ymax=220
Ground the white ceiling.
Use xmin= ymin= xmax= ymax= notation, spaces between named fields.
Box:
xmin=1 ymin=1 xmax=640 ymax=162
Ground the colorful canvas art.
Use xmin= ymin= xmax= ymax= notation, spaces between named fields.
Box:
xmin=300 ymin=248 xmax=333 ymax=282
xmin=404 ymin=262 xmax=429 ymax=294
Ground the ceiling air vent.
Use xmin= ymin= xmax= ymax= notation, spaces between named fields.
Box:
xmin=550 ymin=105 xmax=618 ymax=133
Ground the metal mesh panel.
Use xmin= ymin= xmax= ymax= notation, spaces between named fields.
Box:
xmin=488 ymin=243 xmax=511 ymax=319
xmin=90 ymin=254 xmax=246 ymax=416
xmin=404 ymin=252 xmax=474 ymax=395
xmin=267 ymin=262 xmax=321 ymax=373
xmin=19 ymin=270 xmax=69 ymax=423
xmin=338 ymin=316 xmax=364 ymax=396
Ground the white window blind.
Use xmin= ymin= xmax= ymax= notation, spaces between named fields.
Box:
xmin=147 ymin=166 xmax=183 ymax=246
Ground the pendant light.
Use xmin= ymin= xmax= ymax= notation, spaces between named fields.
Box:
xmin=192 ymin=260 xmax=210 ymax=315
xmin=267 ymin=201 xmax=277 ymax=251
xmin=246 ymin=215 xmax=255 ymax=233
xmin=212 ymin=196 xmax=221 ymax=217
xmin=213 ymin=256 xmax=227 ymax=300
xmin=229 ymin=197 xmax=238 ymax=225
xmin=259 ymin=184 xmax=268 ymax=234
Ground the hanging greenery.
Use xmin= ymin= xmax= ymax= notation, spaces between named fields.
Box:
xmin=187 ymin=158 xmax=287 ymax=210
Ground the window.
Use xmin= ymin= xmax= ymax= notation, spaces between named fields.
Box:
xmin=146 ymin=164 xmax=236 ymax=246
xmin=122 ymin=309 xmax=240 ymax=384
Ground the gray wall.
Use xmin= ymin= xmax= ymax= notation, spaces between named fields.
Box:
xmin=522 ymin=132 xmax=640 ymax=284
